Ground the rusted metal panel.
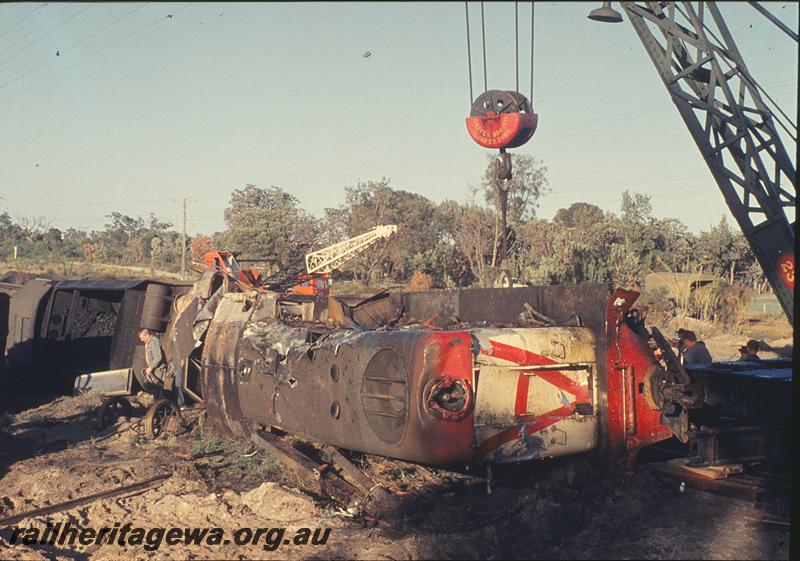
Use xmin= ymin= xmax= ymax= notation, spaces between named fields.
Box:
xmin=327 ymin=291 xmax=404 ymax=328
xmin=201 ymin=291 xmax=478 ymax=464
xmin=201 ymin=292 xmax=257 ymax=437
xmin=4 ymin=278 xmax=53 ymax=369
xmin=199 ymin=288 xmax=606 ymax=465
xmin=73 ymin=368 xmax=133 ymax=396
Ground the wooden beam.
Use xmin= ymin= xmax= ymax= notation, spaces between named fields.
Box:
xmin=251 ymin=431 xmax=355 ymax=502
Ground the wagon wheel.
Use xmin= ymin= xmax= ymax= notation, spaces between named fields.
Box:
xmin=144 ymin=398 xmax=183 ymax=439
xmin=95 ymin=396 xmax=133 ymax=430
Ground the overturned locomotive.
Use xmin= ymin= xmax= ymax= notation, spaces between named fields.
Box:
xmin=161 ymin=275 xmax=790 ymax=470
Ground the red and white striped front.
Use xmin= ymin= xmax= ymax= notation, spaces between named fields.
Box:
xmin=471 ymin=327 xmax=599 ymax=463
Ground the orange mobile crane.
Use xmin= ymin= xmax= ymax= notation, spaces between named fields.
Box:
xmin=201 ymin=224 xmax=398 ymax=296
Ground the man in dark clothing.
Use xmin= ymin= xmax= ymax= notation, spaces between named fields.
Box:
xmin=663 ymin=328 xmax=688 ymax=362
xmin=680 ymin=330 xmax=713 ymax=366
xmin=738 ymin=339 xmax=762 ymax=361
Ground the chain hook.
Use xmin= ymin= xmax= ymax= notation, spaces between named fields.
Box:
xmin=494 ymin=149 xmax=513 ymax=191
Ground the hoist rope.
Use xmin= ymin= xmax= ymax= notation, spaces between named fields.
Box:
xmin=464 ymin=1 xmax=536 ymax=104
xmin=530 ymin=2 xmax=535 ymax=103
xmin=480 ymin=2 xmax=488 ymax=92
xmin=465 ymin=2 xmax=474 ymax=103
xmin=515 ymin=2 xmax=519 ymax=93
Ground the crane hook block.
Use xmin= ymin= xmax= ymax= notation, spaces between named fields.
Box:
xmin=466 ymin=90 xmax=538 ymax=149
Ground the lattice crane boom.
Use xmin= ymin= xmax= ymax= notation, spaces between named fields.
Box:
xmin=305 ymin=225 xmax=398 ymax=274
xmin=618 ymin=1 xmax=796 ymax=322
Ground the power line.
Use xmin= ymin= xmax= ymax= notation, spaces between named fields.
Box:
xmin=0 ymin=3 xmax=148 ymax=91
xmin=2 ymin=197 xmax=175 ymax=207
xmin=0 ymin=3 xmax=72 ymax=59
xmin=0 ymin=3 xmax=191 ymax=113
xmin=0 ymin=5 xmax=92 ymax=67
xmin=0 ymin=3 xmax=46 ymax=43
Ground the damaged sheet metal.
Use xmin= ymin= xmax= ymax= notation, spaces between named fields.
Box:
xmin=197 ymin=288 xmax=602 ymax=465
xmin=73 ymin=368 xmax=133 ymax=396
xmin=472 ymin=327 xmax=599 ymax=463
xmin=328 ymin=290 xmax=405 ymax=329
xmin=167 ymin=279 xmax=790 ymax=471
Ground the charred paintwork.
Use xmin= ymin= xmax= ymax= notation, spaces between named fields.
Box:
xmin=199 ymin=290 xmax=603 ymax=465
xmin=202 ymin=292 xmax=476 ymax=464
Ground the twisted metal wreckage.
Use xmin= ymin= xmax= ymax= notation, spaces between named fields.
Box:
xmin=2 ymin=269 xmax=789 ymax=473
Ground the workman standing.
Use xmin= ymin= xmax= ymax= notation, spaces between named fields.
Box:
xmin=138 ymin=328 xmax=168 ymax=388
xmin=680 ymin=330 xmax=713 ymax=366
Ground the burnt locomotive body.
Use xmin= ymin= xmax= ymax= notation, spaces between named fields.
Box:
xmin=199 ymin=288 xmax=602 ymax=465
xmin=194 ymin=283 xmax=790 ymax=470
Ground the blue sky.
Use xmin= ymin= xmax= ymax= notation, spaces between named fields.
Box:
xmin=0 ymin=2 xmax=796 ymax=237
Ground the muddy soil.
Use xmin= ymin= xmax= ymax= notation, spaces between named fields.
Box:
xmin=0 ymin=394 xmax=790 ymax=560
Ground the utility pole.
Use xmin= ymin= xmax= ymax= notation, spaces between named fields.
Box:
xmin=173 ymin=197 xmax=197 ymax=280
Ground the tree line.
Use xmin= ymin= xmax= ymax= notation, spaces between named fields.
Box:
xmin=1 ymin=154 xmax=766 ymax=303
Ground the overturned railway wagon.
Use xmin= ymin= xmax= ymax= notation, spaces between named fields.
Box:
xmin=2 ymin=275 xmax=190 ymax=392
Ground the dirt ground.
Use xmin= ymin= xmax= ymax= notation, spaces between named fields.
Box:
xmin=0 ymin=392 xmax=790 ymax=561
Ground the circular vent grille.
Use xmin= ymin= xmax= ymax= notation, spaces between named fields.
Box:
xmin=361 ymin=348 xmax=408 ymax=445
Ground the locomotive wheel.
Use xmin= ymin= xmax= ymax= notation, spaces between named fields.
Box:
xmin=144 ymin=398 xmax=183 ymax=439
xmin=95 ymin=396 xmax=133 ymax=430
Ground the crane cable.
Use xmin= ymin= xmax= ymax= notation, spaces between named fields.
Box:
xmin=465 ymin=2 xmax=473 ymax=103
xmin=464 ymin=2 xmax=535 ymax=102
xmin=515 ymin=2 xmax=519 ymax=92
xmin=480 ymin=2 xmax=488 ymax=93
xmin=530 ymin=2 xmax=535 ymax=102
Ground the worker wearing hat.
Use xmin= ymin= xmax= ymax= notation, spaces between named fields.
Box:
xmin=738 ymin=339 xmax=762 ymax=361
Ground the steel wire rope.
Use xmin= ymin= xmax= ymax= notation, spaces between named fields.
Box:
xmin=530 ymin=1 xmax=534 ymax=102
xmin=0 ymin=3 xmax=191 ymax=113
xmin=465 ymin=2 xmax=473 ymax=103
xmin=480 ymin=1 xmax=487 ymax=92
xmin=515 ymin=1 xmax=519 ymax=92
xmin=0 ymin=3 xmax=149 ymax=92
xmin=0 ymin=3 xmax=45 ymax=43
